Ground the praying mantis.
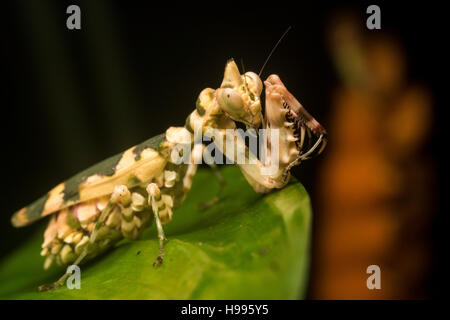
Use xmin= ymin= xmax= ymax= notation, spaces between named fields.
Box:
xmin=11 ymin=57 xmax=327 ymax=291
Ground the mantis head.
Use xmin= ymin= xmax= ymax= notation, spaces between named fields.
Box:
xmin=216 ymin=59 xmax=263 ymax=129
xmin=215 ymin=59 xmax=327 ymax=185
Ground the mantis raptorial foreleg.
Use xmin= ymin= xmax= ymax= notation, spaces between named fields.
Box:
xmin=202 ymin=128 xmax=282 ymax=193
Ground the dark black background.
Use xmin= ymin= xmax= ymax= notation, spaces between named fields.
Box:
xmin=2 ymin=1 xmax=444 ymax=298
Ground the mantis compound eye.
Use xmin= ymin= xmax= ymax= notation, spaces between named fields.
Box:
xmin=216 ymin=87 xmax=261 ymax=128
xmin=217 ymin=88 xmax=245 ymax=117
xmin=244 ymin=72 xmax=263 ymax=96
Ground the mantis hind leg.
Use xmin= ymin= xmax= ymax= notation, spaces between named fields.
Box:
xmin=38 ymin=186 xmax=131 ymax=292
xmin=38 ymin=203 xmax=115 ymax=292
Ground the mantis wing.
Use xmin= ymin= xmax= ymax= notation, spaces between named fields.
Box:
xmin=12 ymin=134 xmax=167 ymax=227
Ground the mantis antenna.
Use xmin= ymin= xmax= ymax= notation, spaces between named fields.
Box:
xmin=258 ymin=26 xmax=292 ymax=77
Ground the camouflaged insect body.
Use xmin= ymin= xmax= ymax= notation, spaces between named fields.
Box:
xmin=12 ymin=133 xmax=189 ymax=269
xmin=11 ymin=59 xmax=327 ymax=275
xmin=40 ymin=195 xmax=153 ymax=268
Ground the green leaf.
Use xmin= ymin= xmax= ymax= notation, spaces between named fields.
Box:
xmin=0 ymin=166 xmax=311 ymax=299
